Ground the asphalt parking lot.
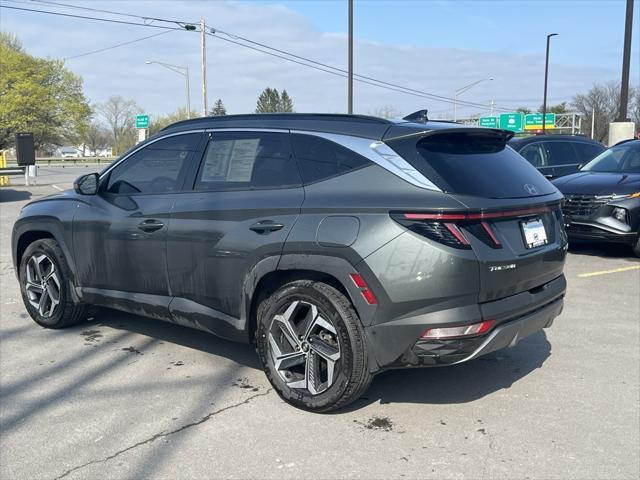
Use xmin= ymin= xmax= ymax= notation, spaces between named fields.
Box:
xmin=1 ymin=168 xmax=639 ymax=480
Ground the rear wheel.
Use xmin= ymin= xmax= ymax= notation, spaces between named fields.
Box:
xmin=634 ymin=231 xmax=640 ymax=258
xmin=19 ymin=238 xmax=87 ymax=328
xmin=256 ymin=280 xmax=372 ymax=412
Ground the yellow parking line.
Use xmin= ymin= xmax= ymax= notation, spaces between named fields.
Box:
xmin=578 ymin=265 xmax=640 ymax=278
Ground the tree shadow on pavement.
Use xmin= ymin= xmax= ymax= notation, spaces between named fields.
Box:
xmin=93 ymin=308 xmax=262 ymax=370
xmin=0 ymin=189 xmax=31 ymax=203
xmin=92 ymin=308 xmax=551 ymax=411
xmin=343 ymin=331 xmax=552 ymax=411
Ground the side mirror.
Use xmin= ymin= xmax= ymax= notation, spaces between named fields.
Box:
xmin=74 ymin=173 xmax=99 ymax=195
xmin=576 ymin=164 xmax=583 ymax=170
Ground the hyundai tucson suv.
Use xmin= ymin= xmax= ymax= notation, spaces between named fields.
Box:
xmin=12 ymin=113 xmax=567 ymax=412
xmin=509 ymin=134 xmax=605 ymax=179
xmin=553 ymin=139 xmax=640 ymax=256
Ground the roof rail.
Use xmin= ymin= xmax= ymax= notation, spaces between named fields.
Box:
xmin=161 ymin=113 xmax=394 ymax=132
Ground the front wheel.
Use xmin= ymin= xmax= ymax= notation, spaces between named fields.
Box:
xmin=633 ymin=231 xmax=640 ymax=258
xmin=19 ymin=238 xmax=87 ymax=328
xmin=256 ymin=280 xmax=372 ymax=412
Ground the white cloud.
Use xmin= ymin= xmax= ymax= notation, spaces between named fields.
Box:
xmin=2 ymin=0 xmax=626 ymax=119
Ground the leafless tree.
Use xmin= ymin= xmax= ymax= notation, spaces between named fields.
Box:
xmin=572 ymin=82 xmax=639 ymax=143
xmin=82 ymin=120 xmax=111 ymax=156
xmin=97 ymin=96 xmax=140 ymax=154
xmin=370 ymin=105 xmax=402 ymax=119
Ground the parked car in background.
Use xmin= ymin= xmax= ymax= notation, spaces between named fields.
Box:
xmin=57 ymin=146 xmax=82 ymax=159
xmin=552 ymin=139 xmax=640 ymax=256
xmin=12 ymin=114 xmax=567 ymax=411
xmin=509 ymin=134 xmax=605 ymax=179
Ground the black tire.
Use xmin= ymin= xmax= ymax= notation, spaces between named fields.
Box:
xmin=634 ymin=232 xmax=640 ymax=258
xmin=19 ymin=238 xmax=87 ymax=329
xmin=256 ymin=280 xmax=372 ymax=412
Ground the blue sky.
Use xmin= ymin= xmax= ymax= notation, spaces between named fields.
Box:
xmin=1 ymin=0 xmax=638 ymax=118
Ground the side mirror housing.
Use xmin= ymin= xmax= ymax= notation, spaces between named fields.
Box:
xmin=74 ymin=173 xmax=99 ymax=195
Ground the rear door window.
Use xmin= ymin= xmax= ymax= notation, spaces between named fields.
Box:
xmin=544 ymin=141 xmax=579 ymax=166
xmin=291 ymin=134 xmax=371 ymax=184
xmin=195 ymin=131 xmax=301 ymax=191
xmin=388 ymin=131 xmax=555 ymax=198
xmin=519 ymin=143 xmax=548 ymax=167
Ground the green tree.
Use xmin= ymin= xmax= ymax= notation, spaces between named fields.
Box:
xmin=0 ymin=31 xmax=91 ymax=150
xmin=148 ymin=107 xmax=199 ymax=136
xmin=209 ymin=98 xmax=227 ymax=116
xmin=97 ymin=96 xmax=141 ymax=155
xmin=279 ymin=90 xmax=294 ymax=112
xmin=256 ymin=87 xmax=280 ymax=113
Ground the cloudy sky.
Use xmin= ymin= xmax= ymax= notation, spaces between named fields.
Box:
xmin=1 ymin=0 xmax=638 ymax=119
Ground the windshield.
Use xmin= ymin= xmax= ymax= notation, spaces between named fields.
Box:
xmin=581 ymin=142 xmax=640 ymax=173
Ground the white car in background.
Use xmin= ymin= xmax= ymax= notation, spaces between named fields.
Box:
xmin=58 ymin=147 xmax=82 ymax=158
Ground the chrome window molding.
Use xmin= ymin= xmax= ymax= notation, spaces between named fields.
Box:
xmin=207 ymin=128 xmax=290 ymax=133
xmin=290 ymin=130 xmax=441 ymax=192
xmin=98 ymin=129 xmax=207 ymax=180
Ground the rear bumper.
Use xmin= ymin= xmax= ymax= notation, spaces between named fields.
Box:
xmin=365 ymin=275 xmax=565 ymax=371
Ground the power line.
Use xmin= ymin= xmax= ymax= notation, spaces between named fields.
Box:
xmin=209 ymin=25 xmax=517 ymax=111
xmin=207 ymin=30 xmax=515 ymax=111
xmin=29 ymin=0 xmax=198 ymax=27
xmin=4 ymin=2 xmax=521 ymax=111
xmin=64 ymin=29 xmax=175 ymax=61
xmin=0 ymin=5 xmax=186 ymax=30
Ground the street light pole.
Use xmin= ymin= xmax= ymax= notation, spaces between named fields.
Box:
xmin=200 ymin=18 xmax=208 ymax=116
xmin=453 ymin=78 xmax=493 ymax=121
xmin=145 ymin=61 xmax=191 ymax=118
xmin=617 ymin=0 xmax=634 ymax=121
xmin=542 ymin=33 xmax=558 ymax=132
xmin=347 ymin=0 xmax=353 ymax=114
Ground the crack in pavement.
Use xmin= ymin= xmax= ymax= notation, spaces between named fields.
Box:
xmin=53 ymin=388 xmax=273 ymax=480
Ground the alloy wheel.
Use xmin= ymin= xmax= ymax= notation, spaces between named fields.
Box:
xmin=268 ymin=300 xmax=341 ymax=395
xmin=24 ymin=254 xmax=61 ymax=318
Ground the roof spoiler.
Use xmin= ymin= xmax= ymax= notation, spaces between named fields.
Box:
xmin=403 ymin=109 xmax=429 ymax=123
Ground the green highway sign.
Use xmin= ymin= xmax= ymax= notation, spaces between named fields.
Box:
xmin=135 ymin=114 xmax=149 ymax=129
xmin=524 ymin=113 xmax=556 ymax=130
xmin=499 ymin=113 xmax=524 ymax=132
xmin=479 ymin=116 xmax=499 ymax=128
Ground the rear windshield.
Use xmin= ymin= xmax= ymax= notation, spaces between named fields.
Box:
xmin=388 ymin=131 xmax=555 ymax=198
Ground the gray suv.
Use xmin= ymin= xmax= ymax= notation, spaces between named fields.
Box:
xmin=12 ymin=114 xmax=567 ymax=411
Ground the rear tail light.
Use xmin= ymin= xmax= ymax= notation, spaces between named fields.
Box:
xmin=392 ymin=204 xmax=557 ymax=250
xmin=349 ymin=273 xmax=377 ymax=305
xmin=420 ymin=320 xmax=495 ymax=340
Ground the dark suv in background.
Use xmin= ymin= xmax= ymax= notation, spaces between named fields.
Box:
xmin=12 ymin=114 xmax=567 ymax=411
xmin=509 ymin=134 xmax=605 ymax=179
xmin=553 ymin=139 xmax=640 ymax=256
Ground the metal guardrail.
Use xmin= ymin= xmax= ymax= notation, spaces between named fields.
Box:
xmin=3 ymin=157 xmax=114 ymax=166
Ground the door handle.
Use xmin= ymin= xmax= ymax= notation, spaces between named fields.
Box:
xmin=249 ymin=220 xmax=284 ymax=234
xmin=138 ymin=219 xmax=165 ymax=232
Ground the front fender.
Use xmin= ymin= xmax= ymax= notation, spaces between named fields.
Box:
xmin=12 ymin=197 xmax=79 ymax=283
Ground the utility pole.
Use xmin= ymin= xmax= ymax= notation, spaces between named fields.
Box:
xmin=542 ymin=33 xmax=558 ymax=133
xmin=347 ymin=0 xmax=353 ymax=114
xmin=591 ymin=107 xmax=595 ymax=139
xmin=617 ymin=0 xmax=634 ymax=121
xmin=200 ymin=18 xmax=208 ymax=116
